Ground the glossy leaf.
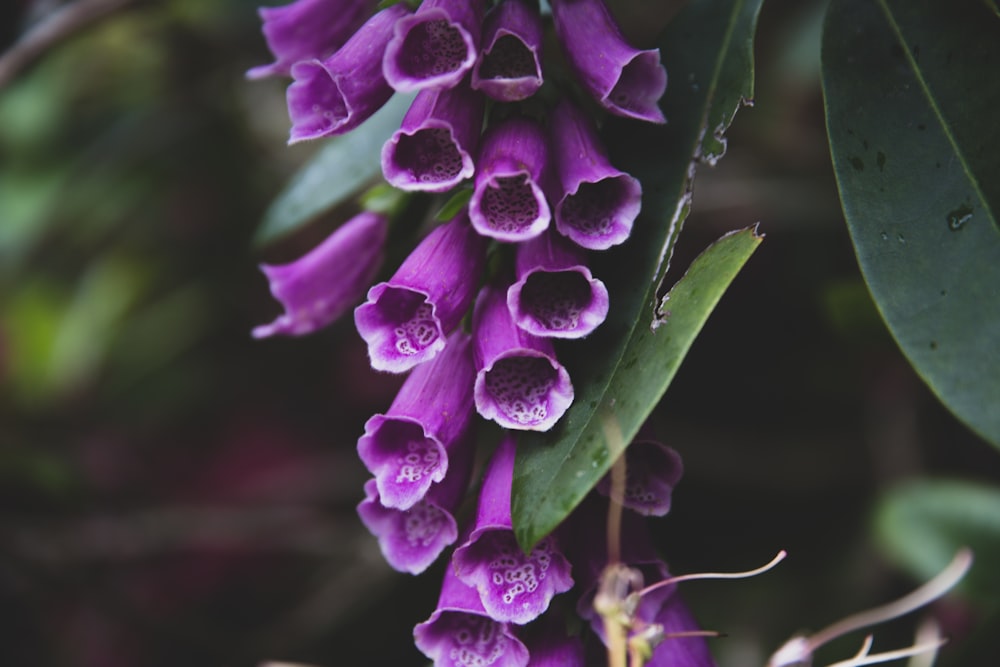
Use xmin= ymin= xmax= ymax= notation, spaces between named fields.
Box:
xmin=822 ymin=0 xmax=1000 ymax=446
xmin=512 ymin=0 xmax=764 ymax=550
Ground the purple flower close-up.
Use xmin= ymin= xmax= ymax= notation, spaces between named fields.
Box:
xmin=252 ymin=211 xmax=387 ymax=339
xmin=472 ymin=285 xmax=574 ymax=431
xmin=355 ymin=212 xmax=487 ymax=373
xmin=524 ymin=629 xmax=585 ymax=667
xmin=383 ymin=0 xmax=485 ymax=93
xmin=596 ymin=440 xmax=683 ymax=516
xmin=285 ymin=3 xmax=409 ymax=143
xmin=414 ymin=565 xmax=530 ymax=667
xmin=471 ymin=0 xmax=544 ymax=101
xmin=550 ymin=99 xmax=643 ymax=249
xmin=356 ymin=330 xmax=476 ymax=509
xmin=453 ymin=435 xmax=574 ymax=624
xmin=507 ymin=231 xmax=609 ymax=339
xmin=381 ymin=84 xmax=483 ymax=192
xmin=550 ymin=0 xmax=667 ymax=123
xmin=469 ymin=116 xmax=552 ymax=242
xmin=246 ymin=0 xmax=377 ymax=80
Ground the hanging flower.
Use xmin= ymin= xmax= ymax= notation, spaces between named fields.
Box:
xmin=596 ymin=440 xmax=683 ymax=517
xmin=472 ymin=0 xmax=544 ymax=102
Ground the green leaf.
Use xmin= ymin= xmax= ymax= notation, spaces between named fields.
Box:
xmin=253 ymin=93 xmax=414 ymax=248
xmin=822 ymin=0 xmax=1000 ymax=446
xmin=875 ymin=479 xmax=1000 ymax=603
xmin=512 ymin=0 xmax=765 ymax=550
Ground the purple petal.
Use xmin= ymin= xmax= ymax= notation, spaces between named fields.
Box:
xmin=525 ymin=631 xmax=585 ymax=667
xmin=357 ymin=330 xmax=476 ymax=509
xmin=646 ymin=594 xmax=719 ymax=667
xmin=507 ymin=231 xmax=609 ymax=338
xmin=247 ymin=0 xmax=377 ymax=80
xmin=550 ymin=99 xmax=642 ymax=249
xmin=381 ymin=85 xmax=484 ymax=192
xmin=472 ymin=286 xmax=574 ymax=431
xmin=453 ymin=436 xmax=575 ymax=624
xmin=471 ymin=0 xmax=543 ymax=101
xmin=596 ymin=440 xmax=683 ymax=516
xmin=286 ymin=4 xmax=410 ymax=143
xmin=252 ymin=211 xmax=387 ymax=338
xmin=469 ymin=116 xmax=551 ymax=242
xmin=550 ymin=0 xmax=667 ymax=123
xmin=383 ymin=0 xmax=485 ymax=92
xmin=355 ymin=212 xmax=487 ymax=372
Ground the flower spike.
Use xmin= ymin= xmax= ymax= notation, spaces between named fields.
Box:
xmin=472 ymin=0 xmax=544 ymax=101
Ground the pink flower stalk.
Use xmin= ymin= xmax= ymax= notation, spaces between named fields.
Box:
xmin=471 ymin=0 xmax=544 ymax=101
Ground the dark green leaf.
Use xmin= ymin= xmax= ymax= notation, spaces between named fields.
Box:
xmin=822 ymin=0 xmax=1000 ymax=446
xmin=512 ymin=0 xmax=765 ymax=550
xmin=435 ymin=188 xmax=473 ymax=222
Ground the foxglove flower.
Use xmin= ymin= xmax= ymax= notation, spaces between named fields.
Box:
xmin=471 ymin=0 xmax=544 ymax=101
xmin=469 ymin=116 xmax=552 ymax=242
xmin=357 ymin=330 xmax=476 ymax=509
xmin=550 ymin=0 xmax=667 ymax=123
xmin=453 ymin=435 xmax=574 ymax=624
xmin=383 ymin=0 xmax=484 ymax=92
xmin=252 ymin=211 xmax=387 ymax=338
xmin=550 ymin=99 xmax=642 ymax=249
xmin=381 ymin=85 xmax=483 ymax=192
xmin=286 ymin=4 xmax=409 ymax=143
xmin=247 ymin=0 xmax=377 ymax=80
xmin=355 ymin=212 xmax=487 ymax=372
xmin=507 ymin=231 xmax=609 ymax=339
xmin=596 ymin=440 xmax=683 ymax=516
xmin=415 ymin=565 xmax=530 ymax=667
xmin=524 ymin=629 xmax=585 ymax=667
xmin=472 ymin=285 xmax=574 ymax=431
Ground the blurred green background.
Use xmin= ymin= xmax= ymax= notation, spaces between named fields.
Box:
xmin=1 ymin=1 xmax=997 ymax=666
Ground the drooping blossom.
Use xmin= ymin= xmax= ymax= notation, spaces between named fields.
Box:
xmin=550 ymin=0 xmax=667 ymax=123
xmin=453 ymin=435 xmax=574 ymax=624
xmin=252 ymin=211 xmax=387 ymax=338
xmin=355 ymin=212 xmax=487 ymax=373
xmin=596 ymin=440 xmax=683 ymax=517
xmin=507 ymin=231 xmax=609 ymax=339
xmin=356 ymin=330 xmax=476 ymax=509
xmin=550 ymin=99 xmax=642 ymax=249
xmin=472 ymin=0 xmax=544 ymax=101
xmin=469 ymin=116 xmax=552 ymax=242
xmin=286 ymin=4 xmax=410 ymax=143
xmin=381 ymin=84 xmax=484 ymax=192
xmin=246 ymin=0 xmax=377 ymax=80
xmin=414 ymin=565 xmax=530 ymax=667
xmin=472 ymin=285 xmax=574 ymax=431
xmin=383 ymin=0 xmax=485 ymax=93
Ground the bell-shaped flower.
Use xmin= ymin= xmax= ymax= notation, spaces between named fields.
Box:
xmin=356 ymin=330 xmax=476 ymax=509
xmin=550 ymin=0 xmax=667 ymax=123
xmin=355 ymin=212 xmax=488 ymax=372
xmin=246 ymin=0 xmax=377 ymax=80
xmin=252 ymin=211 xmax=388 ymax=338
xmin=286 ymin=4 xmax=409 ymax=143
xmin=381 ymin=84 xmax=484 ymax=192
xmin=471 ymin=0 xmax=543 ymax=101
xmin=472 ymin=285 xmax=574 ymax=431
xmin=550 ymin=99 xmax=642 ymax=249
xmin=469 ymin=116 xmax=552 ymax=242
xmin=383 ymin=0 xmax=484 ymax=93
xmin=596 ymin=440 xmax=683 ymax=517
xmin=453 ymin=435 xmax=574 ymax=624
xmin=414 ymin=565 xmax=530 ymax=667
xmin=507 ymin=231 xmax=609 ymax=339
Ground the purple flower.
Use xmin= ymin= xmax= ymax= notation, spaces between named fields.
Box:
xmin=286 ymin=4 xmax=410 ymax=143
xmin=414 ymin=565 xmax=530 ymax=667
xmin=472 ymin=285 xmax=574 ymax=431
xmin=596 ymin=440 xmax=683 ymax=516
xmin=356 ymin=330 xmax=476 ymax=509
xmin=550 ymin=0 xmax=667 ymax=124
xmin=507 ymin=231 xmax=609 ymax=339
xmin=550 ymin=99 xmax=642 ymax=249
xmin=381 ymin=85 xmax=484 ymax=192
xmin=469 ymin=116 xmax=552 ymax=242
xmin=471 ymin=0 xmax=544 ymax=101
xmin=252 ymin=211 xmax=387 ymax=338
xmin=246 ymin=0 xmax=377 ymax=80
xmin=524 ymin=629 xmax=585 ymax=667
xmin=453 ymin=435 xmax=574 ymax=624
xmin=383 ymin=0 xmax=484 ymax=93
xmin=355 ymin=212 xmax=487 ymax=372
